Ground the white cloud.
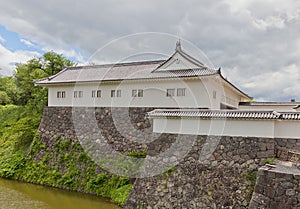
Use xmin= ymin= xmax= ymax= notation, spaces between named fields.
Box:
xmin=0 ymin=0 xmax=299 ymax=101
xmin=223 ymin=0 xmax=300 ymax=30
xmin=252 ymin=16 xmax=286 ymax=30
xmin=41 ymin=46 xmax=85 ymax=64
xmin=20 ymin=38 xmax=34 ymax=47
xmin=0 ymin=43 xmax=40 ymax=76
xmin=0 ymin=35 xmax=5 ymax=43
xmin=224 ymin=64 xmax=300 ymax=101
xmin=222 ymin=0 xmax=255 ymax=13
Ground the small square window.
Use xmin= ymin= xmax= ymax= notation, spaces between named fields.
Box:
xmin=177 ymin=88 xmax=186 ymax=96
xmin=132 ymin=89 xmax=143 ymax=97
xmin=111 ymin=90 xmax=121 ymax=97
xmin=166 ymin=89 xmax=175 ymax=97
xmin=111 ymin=90 xmax=115 ymax=97
xmin=74 ymin=91 xmax=83 ymax=98
xmin=93 ymin=90 xmax=101 ymax=98
xmin=132 ymin=89 xmax=137 ymax=97
xmin=61 ymin=91 xmax=66 ymax=98
xmin=138 ymin=89 xmax=143 ymax=97
xmin=116 ymin=90 xmax=121 ymax=97
xmin=97 ymin=90 xmax=101 ymax=98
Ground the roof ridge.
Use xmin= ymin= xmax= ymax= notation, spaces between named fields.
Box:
xmin=152 ymin=67 xmax=217 ymax=73
xmin=67 ymin=60 xmax=165 ymax=70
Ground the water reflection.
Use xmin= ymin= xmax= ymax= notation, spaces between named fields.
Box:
xmin=0 ymin=178 xmax=120 ymax=209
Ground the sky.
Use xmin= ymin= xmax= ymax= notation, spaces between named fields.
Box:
xmin=0 ymin=0 xmax=300 ymax=101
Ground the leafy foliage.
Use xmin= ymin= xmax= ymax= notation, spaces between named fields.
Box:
xmin=0 ymin=91 xmax=11 ymax=105
xmin=14 ymin=52 xmax=74 ymax=109
xmin=0 ymin=76 xmax=18 ymax=105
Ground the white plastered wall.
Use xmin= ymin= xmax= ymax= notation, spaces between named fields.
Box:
xmin=274 ymin=121 xmax=300 ymax=138
xmin=153 ymin=118 xmax=275 ymax=138
xmin=47 ymin=77 xmax=224 ymax=108
xmin=48 ymin=79 xmax=211 ymax=108
xmin=152 ymin=117 xmax=300 ymax=139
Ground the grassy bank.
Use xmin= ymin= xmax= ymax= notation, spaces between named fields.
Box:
xmin=0 ymin=105 xmax=132 ymax=206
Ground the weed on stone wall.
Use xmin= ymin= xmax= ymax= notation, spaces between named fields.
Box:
xmin=245 ymin=171 xmax=257 ymax=202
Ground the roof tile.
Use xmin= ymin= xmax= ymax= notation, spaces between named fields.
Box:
xmin=148 ymin=109 xmax=300 ymax=120
xmin=35 ymin=60 xmax=217 ymax=85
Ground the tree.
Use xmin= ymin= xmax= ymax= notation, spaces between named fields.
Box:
xmin=14 ymin=52 xmax=74 ymax=109
xmin=0 ymin=76 xmax=21 ymax=105
xmin=0 ymin=91 xmax=11 ymax=105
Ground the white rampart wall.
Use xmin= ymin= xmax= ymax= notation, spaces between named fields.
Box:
xmin=47 ymin=77 xmax=238 ymax=109
xmin=274 ymin=121 xmax=300 ymax=138
xmin=152 ymin=117 xmax=300 ymax=139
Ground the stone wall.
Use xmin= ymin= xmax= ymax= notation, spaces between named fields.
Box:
xmin=249 ymin=163 xmax=300 ymax=209
xmin=124 ymin=136 xmax=275 ymax=209
xmin=39 ymin=107 xmax=177 ymax=155
xmin=38 ymin=106 xmax=300 ymax=208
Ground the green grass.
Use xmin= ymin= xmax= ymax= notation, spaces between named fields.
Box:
xmin=245 ymin=171 xmax=257 ymax=202
xmin=265 ymin=157 xmax=275 ymax=164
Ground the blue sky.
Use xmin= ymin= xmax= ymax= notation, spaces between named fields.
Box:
xmin=0 ymin=0 xmax=300 ymax=101
xmin=0 ymin=25 xmax=40 ymax=52
xmin=0 ymin=25 xmax=85 ymax=76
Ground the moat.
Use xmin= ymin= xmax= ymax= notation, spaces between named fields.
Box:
xmin=0 ymin=178 xmax=120 ymax=209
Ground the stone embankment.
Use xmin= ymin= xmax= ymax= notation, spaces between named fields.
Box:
xmin=38 ymin=106 xmax=300 ymax=208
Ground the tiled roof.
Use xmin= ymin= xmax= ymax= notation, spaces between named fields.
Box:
xmin=148 ymin=109 xmax=300 ymax=120
xmin=240 ymin=102 xmax=300 ymax=106
xmin=35 ymin=60 xmax=218 ymax=85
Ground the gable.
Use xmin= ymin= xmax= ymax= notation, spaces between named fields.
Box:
xmin=154 ymin=41 xmax=205 ymax=72
xmin=154 ymin=51 xmax=203 ymax=71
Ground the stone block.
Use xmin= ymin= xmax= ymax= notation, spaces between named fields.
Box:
xmin=286 ymin=189 xmax=296 ymax=196
xmin=266 ymin=143 xmax=275 ymax=150
xmin=249 ymin=193 xmax=270 ymax=208
xmin=257 ymin=151 xmax=268 ymax=158
xmin=260 ymin=143 xmax=267 ymax=151
xmin=275 ymin=187 xmax=286 ymax=197
xmin=277 ymin=140 xmax=287 ymax=147
xmin=267 ymin=171 xmax=276 ymax=179
xmin=254 ymin=184 xmax=265 ymax=194
xmin=286 ymin=197 xmax=298 ymax=206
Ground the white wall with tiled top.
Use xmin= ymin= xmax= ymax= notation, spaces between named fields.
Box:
xmin=152 ymin=116 xmax=300 ymax=139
